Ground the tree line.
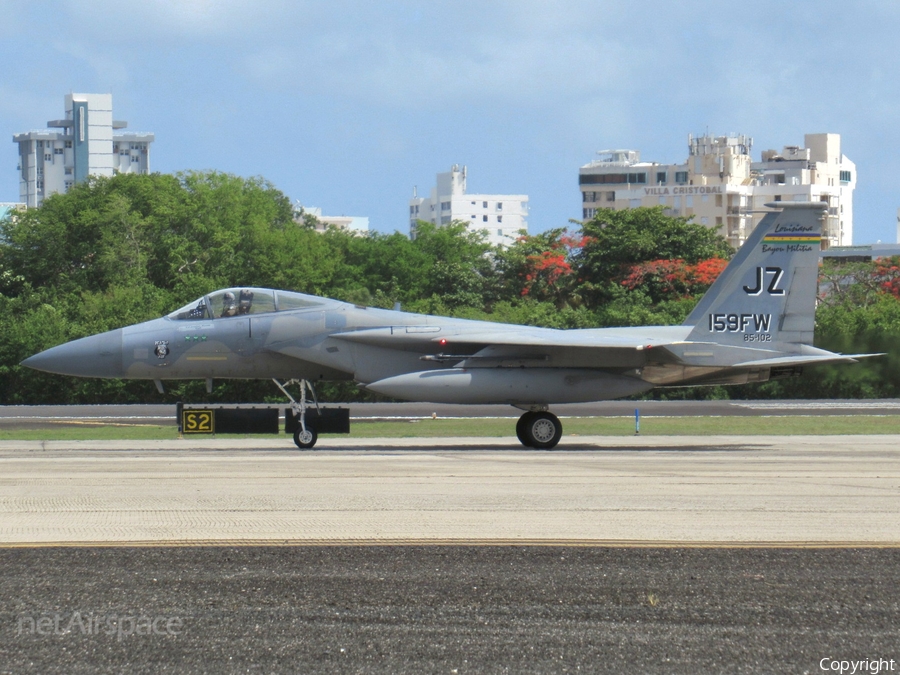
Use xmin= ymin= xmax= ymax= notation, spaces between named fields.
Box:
xmin=1 ymin=170 xmax=898 ymax=404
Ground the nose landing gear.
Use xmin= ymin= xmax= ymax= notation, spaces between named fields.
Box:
xmin=515 ymin=410 xmax=563 ymax=449
xmin=274 ymin=378 xmax=319 ymax=449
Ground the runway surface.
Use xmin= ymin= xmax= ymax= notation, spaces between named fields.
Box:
xmin=1 ymin=435 xmax=898 ymax=545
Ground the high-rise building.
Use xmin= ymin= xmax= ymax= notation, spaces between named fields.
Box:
xmin=409 ymin=165 xmax=528 ymax=246
xmin=578 ymin=133 xmax=856 ymax=248
xmin=13 ymin=93 xmax=154 ymax=207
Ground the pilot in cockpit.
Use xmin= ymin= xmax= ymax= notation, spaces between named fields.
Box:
xmin=221 ymin=291 xmax=238 ymax=318
xmin=238 ymin=289 xmax=254 ymax=315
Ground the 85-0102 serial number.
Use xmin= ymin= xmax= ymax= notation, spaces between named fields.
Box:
xmin=742 ymin=333 xmax=772 ymax=342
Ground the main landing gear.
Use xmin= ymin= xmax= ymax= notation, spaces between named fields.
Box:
xmin=515 ymin=410 xmax=563 ymax=449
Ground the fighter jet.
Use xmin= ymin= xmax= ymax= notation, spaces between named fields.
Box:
xmin=22 ymin=202 xmax=874 ymax=449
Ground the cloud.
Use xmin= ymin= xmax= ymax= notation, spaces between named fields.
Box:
xmin=234 ymin=3 xmax=639 ymax=110
xmin=59 ymin=0 xmax=299 ymax=40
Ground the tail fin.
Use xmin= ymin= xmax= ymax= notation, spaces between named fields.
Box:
xmin=685 ymin=202 xmax=826 ymax=347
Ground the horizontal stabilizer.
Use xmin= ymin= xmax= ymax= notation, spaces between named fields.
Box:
xmin=731 ymin=353 xmax=882 ymax=368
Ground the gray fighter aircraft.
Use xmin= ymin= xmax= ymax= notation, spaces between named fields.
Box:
xmin=22 ymin=202 xmax=874 ymax=448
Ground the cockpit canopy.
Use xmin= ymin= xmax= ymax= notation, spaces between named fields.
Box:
xmin=168 ymin=288 xmax=326 ymax=320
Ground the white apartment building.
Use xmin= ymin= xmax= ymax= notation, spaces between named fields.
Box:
xmin=296 ymin=205 xmax=369 ymax=235
xmin=13 ymin=93 xmax=155 ymax=207
xmin=409 ymin=165 xmax=528 ymax=246
xmin=579 ymin=133 xmax=856 ymax=248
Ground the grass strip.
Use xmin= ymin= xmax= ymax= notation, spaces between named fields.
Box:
xmin=1 ymin=415 xmax=899 ymax=441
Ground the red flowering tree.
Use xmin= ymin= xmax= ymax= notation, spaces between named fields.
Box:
xmin=819 ymin=256 xmax=900 ymax=308
xmin=505 ymin=230 xmax=593 ymax=308
xmin=620 ymin=257 xmax=728 ymax=302
xmin=873 ymin=257 xmax=900 ymax=299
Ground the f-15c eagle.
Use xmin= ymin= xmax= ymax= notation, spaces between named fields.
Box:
xmin=22 ymin=202 xmax=874 ymax=449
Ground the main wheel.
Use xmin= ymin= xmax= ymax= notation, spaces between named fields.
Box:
xmin=293 ymin=425 xmax=318 ymax=449
xmin=523 ymin=412 xmax=562 ymax=449
xmin=516 ymin=413 xmax=535 ymax=447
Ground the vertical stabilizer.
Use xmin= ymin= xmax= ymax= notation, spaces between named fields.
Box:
xmin=685 ymin=202 xmax=826 ymax=348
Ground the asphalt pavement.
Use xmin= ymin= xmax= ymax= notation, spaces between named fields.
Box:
xmin=4 ymin=545 xmax=899 ymax=674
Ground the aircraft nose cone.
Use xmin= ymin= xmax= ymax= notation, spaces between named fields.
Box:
xmin=21 ymin=329 xmax=124 ymax=377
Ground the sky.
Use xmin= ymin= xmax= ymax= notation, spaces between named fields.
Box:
xmin=1 ymin=0 xmax=899 ymax=244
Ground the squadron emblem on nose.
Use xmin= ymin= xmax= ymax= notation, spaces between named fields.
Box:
xmin=154 ymin=341 xmax=170 ymax=359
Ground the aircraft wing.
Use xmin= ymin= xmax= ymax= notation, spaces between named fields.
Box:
xmin=327 ymin=324 xmax=711 ymax=371
xmin=328 ymin=325 xmax=687 ymax=351
xmin=327 ymin=325 xmax=873 ymax=373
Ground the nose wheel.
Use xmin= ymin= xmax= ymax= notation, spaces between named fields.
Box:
xmin=516 ymin=411 xmax=562 ymax=449
xmin=293 ymin=426 xmax=318 ymax=449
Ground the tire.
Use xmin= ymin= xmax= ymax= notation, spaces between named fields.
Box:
xmin=516 ymin=413 xmax=535 ymax=447
xmin=523 ymin=412 xmax=562 ymax=450
xmin=293 ymin=425 xmax=318 ymax=449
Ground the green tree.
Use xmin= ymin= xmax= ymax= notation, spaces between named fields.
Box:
xmin=324 ymin=221 xmax=497 ymax=312
xmin=574 ymin=207 xmax=733 ymax=307
xmin=406 ymin=221 xmax=497 ymax=311
xmin=0 ymin=171 xmax=339 ymax=404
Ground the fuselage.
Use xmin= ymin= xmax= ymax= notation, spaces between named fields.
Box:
xmin=23 ymin=287 xmax=695 ymax=405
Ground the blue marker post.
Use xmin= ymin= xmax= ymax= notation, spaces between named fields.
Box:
xmin=635 ymin=408 xmax=640 ymax=435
